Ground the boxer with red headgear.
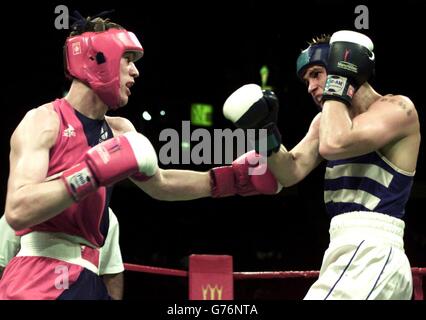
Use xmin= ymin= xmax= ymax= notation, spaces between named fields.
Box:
xmin=0 ymin=12 xmax=280 ymax=300
xmin=64 ymin=25 xmax=144 ymax=109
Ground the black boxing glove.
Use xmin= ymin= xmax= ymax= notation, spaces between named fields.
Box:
xmin=322 ymin=30 xmax=375 ymax=107
xmin=223 ymin=84 xmax=281 ymax=156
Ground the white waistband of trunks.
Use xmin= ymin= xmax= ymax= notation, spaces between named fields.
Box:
xmin=329 ymin=211 xmax=405 ymax=250
xmin=17 ymin=231 xmax=99 ymax=275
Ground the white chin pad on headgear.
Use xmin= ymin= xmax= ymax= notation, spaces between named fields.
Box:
xmin=223 ymin=84 xmax=263 ymax=123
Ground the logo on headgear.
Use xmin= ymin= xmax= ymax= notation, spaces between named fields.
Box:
xmin=202 ymin=284 xmax=223 ymax=300
xmin=72 ymin=42 xmax=81 ymax=55
xmin=343 ymin=49 xmax=350 ymax=62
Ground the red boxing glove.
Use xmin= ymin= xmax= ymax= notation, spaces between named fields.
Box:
xmin=210 ymin=150 xmax=281 ymax=198
xmin=61 ymin=132 xmax=158 ymax=201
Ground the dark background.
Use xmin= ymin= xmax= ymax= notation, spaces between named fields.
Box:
xmin=1 ymin=0 xmax=425 ymax=299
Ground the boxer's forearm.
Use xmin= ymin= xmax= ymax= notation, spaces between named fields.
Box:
xmin=319 ymin=101 xmax=355 ymax=160
xmin=103 ymin=273 xmax=124 ymax=300
xmin=267 ymin=145 xmax=297 ymax=187
xmin=131 ymin=169 xmax=211 ymax=201
xmin=268 ymin=139 xmax=322 ymax=187
xmin=5 ymin=179 xmax=74 ymax=230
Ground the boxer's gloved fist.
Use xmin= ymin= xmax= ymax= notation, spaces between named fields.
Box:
xmin=62 ymin=132 xmax=158 ymax=201
xmin=210 ymin=150 xmax=282 ymax=198
xmin=223 ymin=84 xmax=281 ymax=156
xmin=322 ymin=30 xmax=375 ymax=107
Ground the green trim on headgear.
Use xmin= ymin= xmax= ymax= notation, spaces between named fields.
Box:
xmin=296 ymin=43 xmax=329 ymax=80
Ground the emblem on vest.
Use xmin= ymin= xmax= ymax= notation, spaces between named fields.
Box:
xmin=63 ymin=124 xmax=76 ymax=138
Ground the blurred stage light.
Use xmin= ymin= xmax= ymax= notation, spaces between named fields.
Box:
xmin=142 ymin=111 xmax=152 ymax=121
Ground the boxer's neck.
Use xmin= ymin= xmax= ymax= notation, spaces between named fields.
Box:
xmin=65 ymin=80 xmax=108 ymax=120
xmin=351 ymin=82 xmax=382 ymax=117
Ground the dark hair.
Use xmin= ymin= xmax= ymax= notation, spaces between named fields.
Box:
xmin=64 ymin=12 xmax=124 ymax=82
xmin=306 ymin=34 xmax=331 ymax=46
xmin=69 ymin=16 xmax=124 ymax=37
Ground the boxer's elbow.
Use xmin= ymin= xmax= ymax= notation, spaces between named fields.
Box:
xmin=319 ymin=143 xmax=340 ymax=160
xmin=5 ymin=194 xmax=35 ymax=230
xmin=319 ymin=135 xmax=347 ymax=160
xmin=5 ymin=205 xmax=28 ymax=231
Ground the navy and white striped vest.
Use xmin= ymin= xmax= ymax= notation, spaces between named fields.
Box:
xmin=324 ymin=151 xmax=414 ymax=219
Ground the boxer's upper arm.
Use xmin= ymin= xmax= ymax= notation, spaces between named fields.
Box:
xmin=7 ymin=106 xmax=59 ymax=195
xmin=322 ymin=95 xmax=419 ymax=160
xmin=352 ymin=95 xmax=418 ymax=145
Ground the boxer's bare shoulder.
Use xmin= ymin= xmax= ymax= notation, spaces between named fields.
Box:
xmin=11 ymin=102 xmax=59 ymax=150
xmin=105 ymin=116 xmax=136 ymax=136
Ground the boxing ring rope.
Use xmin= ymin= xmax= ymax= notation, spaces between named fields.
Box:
xmin=124 ymin=262 xmax=426 ymax=299
xmin=124 ymin=263 xmax=188 ymax=277
xmin=233 ymin=271 xmax=320 ymax=279
xmin=124 ymin=263 xmax=320 ymax=279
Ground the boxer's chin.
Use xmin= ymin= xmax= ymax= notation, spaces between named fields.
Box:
xmin=314 ymin=97 xmax=323 ymax=110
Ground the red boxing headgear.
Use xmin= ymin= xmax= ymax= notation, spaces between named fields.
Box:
xmin=64 ymin=28 xmax=144 ymax=109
